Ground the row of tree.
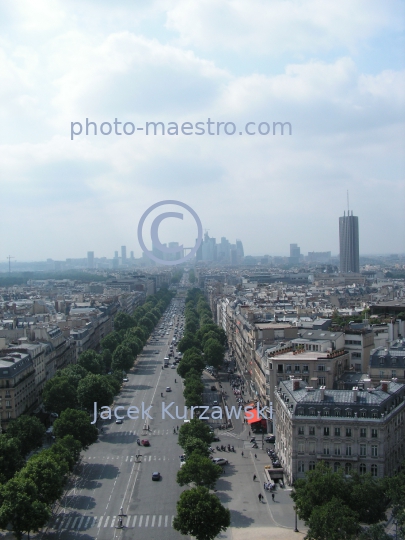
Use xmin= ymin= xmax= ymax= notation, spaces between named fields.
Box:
xmin=291 ymin=461 xmax=405 ymax=539
xmin=0 ymin=287 xmax=174 ymax=539
xmin=173 ymin=418 xmax=231 ymax=540
xmin=171 ymin=287 xmax=230 ymax=540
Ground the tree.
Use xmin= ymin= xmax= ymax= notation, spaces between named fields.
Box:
xmin=182 ymin=436 xmax=210 ymax=458
xmin=0 ymin=477 xmax=50 ymax=540
xmin=203 ymin=339 xmax=224 ymax=369
xmin=358 ymin=524 xmax=392 ymax=540
xmin=0 ymin=436 xmax=24 ymax=483
xmin=139 ymin=316 xmax=154 ymax=333
xmin=127 ymin=326 xmax=147 ymax=345
xmin=112 ymin=344 xmax=133 ymax=372
xmin=77 ymin=374 xmax=114 ymax=411
xmin=19 ymin=453 xmax=68 ymax=505
xmin=43 ymin=377 xmax=78 ymax=415
xmin=178 ymin=333 xmax=200 ymax=353
xmin=177 ymin=356 xmax=205 ymax=378
xmin=178 ymin=419 xmax=214 ymax=447
xmin=57 ymin=364 xmax=88 ymax=386
xmin=53 ymin=409 xmax=98 ymax=449
xmin=173 ymin=486 xmax=230 ymax=540
xmin=77 ymin=350 xmax=104 ymax=374
xmin=184 ymin=391 xmax=203 ymax=408
xmin=305 ymin=497 xmax=360 ymax=540
xmin=177 ymin=453 xmax=222 ymax=489
xmin=101 ymin=332 xmax=121 ymax=354
xmin=349 ymin=473 xmax=387 ymax=524
xmin=102 ymin=349 xmax=112 ymax=371
xmin=122 ymin=336 xmax=141 ymax=357
xmin=49 ymin=435 xmax=82 ymax=471
xmin=5 ymin=415 xmax=45 ymax=457
xmin=113 ymin=312 xmax=135 ymax=332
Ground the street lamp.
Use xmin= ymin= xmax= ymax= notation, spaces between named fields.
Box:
xmin=294 ymin=506 xmax=299 ymax=533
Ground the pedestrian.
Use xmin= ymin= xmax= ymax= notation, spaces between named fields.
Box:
xmin=263 ymin=482 xmax=266 ymax=490
xmin=177 ymin=425 xmax=179 ymax=431
xmin=253 ymin=474 xmax=256 ymax=481
xmin=249 ymin=431 xmax=251 ymax=437
xmin=241 ymin=451 xmax=244 ymax=457
xmin=272 ymin=493 xmax=275 ymax=502
xmin=258 ymin=494 xmax=261 ymax=502
xmin=255 ymin=453 xmax=257 ymax=459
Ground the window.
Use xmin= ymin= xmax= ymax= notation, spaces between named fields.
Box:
xmin=335 ymin=427 xmax=341 ymax=436
xmin=308 ymin=442 xmax=316 ymax=454
xmin=310 ymin=409 xmax=316 ymax=416
xmin=6 ymin=400 xmax=11 ymax=408
xmin=303 ymin=365 xmax=309 ymax=373
xmin=334 ymin=444 xmax=341 ymax=456
xmin=298 ymin=442 xmax=305 ymax=453
xmin=334 ymin=409 xmax=341 ymax=417
xmin=334 ymin=462 xmax=341 ymax=472
xmin=298 ymin=461 xmax=305 ymax=473
xmin=323 ymin=444 xmax=330 ymax=455
xmin=318 ymin=377 xmax=326 ymax=386
xmin=323 ymin=409 xmax=330 ymax=416
xmin=359 ymin=463 xmax=367 ymax=474
xmin=346 ymin=445 xmax=352 ymax=456
xmin=324 ymin=427 xmax=330 ymax=436
xmin=379 ymin=370 xmax=385 ymax=377
xmin=318 ymin=365 xmax=325 ymax=371
xmin=295 ymin=365 xmax=300 ymax=373
xmin=372 ymin=411 xmax=378 ymax=419
xmin=286 ymin=365 xmax=292 ymax=373
xmin=346 ymin=409 xmax=353 ymax=417
xmin=346 ymin=428 xmax=352 ymax=437
xmin=360 ymin=444 xmax=367 ymax=457
xmin=371 ymin=445 xmax=378 ymax=458
xmin=392 ymin=370 xmax=396 ymax=377
xmin=359 ymin=410 xmax=366 ymax=418
xmin=371 ymin=429 xmax=378 ymax=438
xmin=277 ymin=364 xmax=283 ymax=373
xmin=371 ymin=464 xmax=378 ymax=477
xmin=309 ymin=461 xmax=316 ymax=471
xmin=309 ymin=427 xmax=315 ymax=436
xmin=360 ymin=428 xmax=367 ymax=438
xmin=298 ymin=427 xmax=305 ymax=435
xmin=345 ymin=463 xmax=352 ymax=475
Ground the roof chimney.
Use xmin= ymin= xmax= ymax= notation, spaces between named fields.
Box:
xmin=352 ymin=386 xmax=358 ymax=402
xmin=293 ymin=379 xmax=301 ymax=391
xmin=320 ymin=385 xmax=326 ymax=401
xmin=381 ymin=380 xmax=389 ymax=393
xmin=363 ymin=378 xmax=372 ymax=390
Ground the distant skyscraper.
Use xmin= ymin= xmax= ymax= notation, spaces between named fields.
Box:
xmin=289 ymin=243 xmax=300 ymax=265
xmin=121 ymin=246 xmax=127 ymax=262
xmin=87 ymin=251 xmax=94 ymax=269
xmin=339 ymin=211 xmax=359 ymax=273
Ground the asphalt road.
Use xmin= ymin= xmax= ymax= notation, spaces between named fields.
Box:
xmin=41 ymin=298 xmax=186 ymax=540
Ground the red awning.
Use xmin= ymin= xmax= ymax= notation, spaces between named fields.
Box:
xmin=245 ymin=407 xmax=261 ymax=424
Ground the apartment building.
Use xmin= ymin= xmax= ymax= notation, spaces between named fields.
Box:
xmin=0 ymin=351 xmax=36 ymax=430
xmin=369 ymin=339 xmax=405 ymax=386
xmin=275 ymin=378 xmax=405 ymax=484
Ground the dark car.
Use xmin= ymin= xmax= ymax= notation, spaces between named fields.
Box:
xmin=141 ymin=439 xmax=150 ymax=446
xmin=152 ymin=472 xmax=161 ymax=481
xmin=265 ymin=435 xmax=276 ymax=443
xmin=212 ymin=436 xmax=220 ymax=442
xmin=210 ymin=385 xmax=216 ymax=391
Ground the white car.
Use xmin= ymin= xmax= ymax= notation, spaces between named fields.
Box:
xmin=213 ymin=458 xmax=228 ymax=465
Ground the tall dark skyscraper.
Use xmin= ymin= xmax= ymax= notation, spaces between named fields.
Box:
xmin=339 ymin=210 xmax=359 ymax=273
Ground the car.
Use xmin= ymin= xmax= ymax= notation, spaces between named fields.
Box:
xmin=50 ymin=412 xmax=59 ymax=418
xmin=171 ymin=364 xmax=176 ymax=369
xmin=155 ymin=351 xmax=159 ymax=354
xmin=116 ymin=419 xmax=123 ymax=424
xmin=212 ymin=400 xmax=219 ymax=406
xmin=141 ymin=439 xmax=150 ymax=446
xmin=211 ymin=385 xmax=216 ymax=391
xmin=265 ymin=435 xmax=276 ymax=443
xmin=213 ymin=458 xmax=228 ymax=465
xmin=123 ymin=378 xmax=129 ymax=382
xmin=166 ymin=387 xmax=172 ymax=392
xmin=152 ymin=472 xmax=161 ymax=481
xmin=212 ymin=436 xmax=220 ymax=442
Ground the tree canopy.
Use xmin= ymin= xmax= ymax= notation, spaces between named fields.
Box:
xmin=53 ymin=409 xmax=98 ymax=449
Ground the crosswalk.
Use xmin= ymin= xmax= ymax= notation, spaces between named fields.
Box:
xmin=52 ymin=514 xmax=175 ymax=531
xmin=85 ymin=454 xmax=177 ymax=462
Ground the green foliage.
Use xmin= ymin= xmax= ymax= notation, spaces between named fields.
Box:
xmin=178 ymin=419 xmax=214 ymax=447
xmin=57 ymin=364 xmax=89 ymax=386
xmin=77 ymin=374 xmax=114 ymax=411
xmin=358 ymin=524 xmax=392 ymax=540
xmin=173 ymin=486 xmax=230 ymax=540
xmin=305 ymin=497 xmax=360 ymax=540
xmin=0 ymin=436 xmax=24 ymax=483
xmin=0 ymin=477 xmax=50 ymax=540
xmin=176 ymin=453 xmax=222 ymax=489
xmin=113 ymin=312 xmax=136 ymax=332
xmin=203 ymin=338 xmax=224 ymax=369
xmin=127 ymin=326 xmax=147 ymax=345
xmin=48 ymin=435 xmax=82 ymax=471
xmin=5 ymin=415 xmax=45 ymax=457
xmin=43 ymin=377 xmax=78 ymax=415
xmin=101 ymin=332 xmax=122 ymax=354
xmin=102 ymin=349 xmax=112 ymax=371
xmin=111 ymin=343 xmax=134 ymax=372
xmin=182 ymin=436 xmax=210 ymax=458
xmin=177 ymin=333 xmax=200 ymax=353
xmin=77 ymin=350 xmax=104 ymax=374
xmin=19 ymin=453 xmax=68 ymax=505
xmin=53 ymin=409 xmax=98 ymax=449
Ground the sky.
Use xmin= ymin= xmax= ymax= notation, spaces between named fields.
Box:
xmin=0 ymin=0 xmax=404 ymax=261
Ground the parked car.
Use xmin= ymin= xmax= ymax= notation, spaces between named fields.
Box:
xmin=152 ymin=472 xmax=161 ymax=481
xmin=115 ymin=419 xmax=123 ymax=424
xmin=265 ymin=435 xmax=276 ymax=443
xmin=213 ymin=458 xmax=228 ymax=466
